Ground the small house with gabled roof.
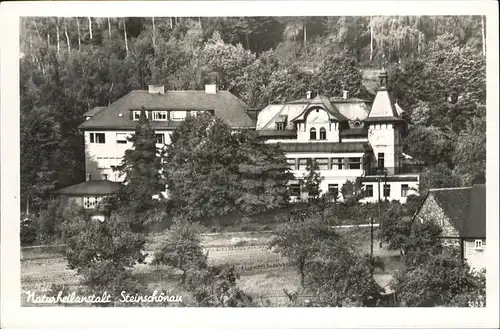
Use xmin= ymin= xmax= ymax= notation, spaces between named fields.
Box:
xmin=413 ymin=184 xmax=486 ymax=271
xmin=55 ymin=174 xmax=122 ymax=222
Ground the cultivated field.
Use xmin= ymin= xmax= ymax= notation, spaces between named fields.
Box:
xmin=21 ymin=228 xmax=401 ymax=306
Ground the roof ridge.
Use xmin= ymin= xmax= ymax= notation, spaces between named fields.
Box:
xmin=429 ymin=187 xmax=472 ymax=191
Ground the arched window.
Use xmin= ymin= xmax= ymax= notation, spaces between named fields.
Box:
xmin=320 ymin=127 xmax=327 ymax=140
xmin=310 ymin=128 xmax=317 ymax=140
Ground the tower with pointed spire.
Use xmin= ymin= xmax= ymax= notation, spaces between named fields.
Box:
xmin=365 ymin=69 xmax=406 ymax=175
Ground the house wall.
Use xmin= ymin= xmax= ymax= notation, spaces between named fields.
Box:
xmin=84 ymin=130 xmax=172 ymax=182
xmin=414 ymin=194 xmax=460 ymax=236
xmin=464 ymin=239 xmax=486 ymax=271
xmin=295 ymin=108 xmax=340 ymax=143
xmin=367 ymin=122 xmax=405 ymax=174
xmin=359 ymin=180 xmax=418 ymax=204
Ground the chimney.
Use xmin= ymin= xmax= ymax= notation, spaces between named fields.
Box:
xmin=306 ymin=91 xmax=312 ymax=99
xmin=205 ymin=84 xmax=217 ymax=94
xmin=342 ymin=90 xmax=348 ymax=100
xmin=86 ymin=174 xmax=92 ymax=181
xmin=101 ymin=173 xmax=108 ymax=181
xmin=148 ymin=85 xmax=165 ymax=94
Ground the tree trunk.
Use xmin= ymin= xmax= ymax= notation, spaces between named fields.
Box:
xmin=245 ymin=33 xmax=249 ymax=50
xmin=47 ymin=33 xmax=50 ymax=49
xmin=26 ymin=197 xmax=30 ymax=215
xmin=76 ymin=18 xmax=81 ymax=51
xmin=88 ymin=17 xmax=93 ymax=40
xmin=303 ymin=22 xmax=307 ymax=56
xmin=370 ymin=16 xmax=374 ymax=62
xmin=481 ymin=15 xmax=486 ymax=56
xmin=56 ymin=17 xmax=60 ymax=56
xmin=107 ymin=17 xmax=111 ymax=37
xmin=108 ymin=81 xmax=114 ymax=106
xmin=198 ymin=17 xmax=202 ymax=28
xmin=152 ymin=17 xmax=156 ymax=48
xmin=123 ymin=19 xmax=129 ymax=57
xmin=170 ymin=17 xmax=173 ymax=29
xmin=64 ymin=22 xmax=71 ymax=53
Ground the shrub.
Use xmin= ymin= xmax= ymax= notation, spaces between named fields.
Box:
xmin=187 ymin=265 xmax=255 ymax=307
xmin=20 ymin=215 xmax=37 ymax=246
xmin=62 ymin=211 xmax=146 ymax=294
xmin=151 ymin=220 xmax=208 ymax=284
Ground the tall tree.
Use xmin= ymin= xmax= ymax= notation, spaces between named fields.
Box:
xmin=163 ymin=113 xmax=292 ymax=221
xmin=118 ymin=108 xmax=165 ymax=229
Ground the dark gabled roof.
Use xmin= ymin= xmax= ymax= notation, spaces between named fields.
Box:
xmin=340 ymin=127 xmax=368 ymax=137
xmin=463 ymin=185 xmax=486 ymax=238
xmin=245 ymin=110 xmax=260 ymax=124
xmin=290 ymin=95 xmax=349 ymax=122
xmin=277 ymin=142 xmax=371 ymax=153
xmin=79 ymin=90 xmax=255 ymax=130
xmin=55 ymin=180 xmax=123 ymax=196
xmin=419 ymin=185 xmax=486 ymax=238
xmin=83 ymin=106 xmax=106 ymax=117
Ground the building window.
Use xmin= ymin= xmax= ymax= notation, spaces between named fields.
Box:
xmin=276 ymin=123 xmax=285 ymax=131
xmin=155 ymin=133 xmax=165 ymax=144
xmin=310 ymin=128 xmax=317 ymax=140
xmin=133 ymin=111 xmax=148 ymax=120
xmin=328 ymin=184 xmax=339 ymax=198
xmin=348 ymin=157 xmax=361 ymax=170
xmin=401 ymin=184 xmax=409 ymax=197
xmin=378 ymin=152 xmax=385 ymax=169
xmin=365 ymin=184 xmax=374 ymax=197
xmin=83 ymin=196 xmax=103 ymax=209
xmin=319 ymin=127 xmax=326 ymax=140
xmin=298 ymin=158 xmax=308 ymax=170
xmin=383 ymin=184 xmax=391 ymax=197
xmin=286 ymin=158 xmax=296 ymax=170
xmin=474 ymin=240 xmax=483 ymax=250
xmin=315 ymin=158 xmax=329 ymax=170
xmin=116 ymin=133 xmax=128 ymax=144
xmin=90 ymin=133 xmax=105 ymax=144
xmin=331 ymin=158 xmax=343 ymax=170
xmin=289 ymin=184 xmax=301 ymax=197
xmin=171 ymin=111 xmax=186 ymax=121
xmin=153 ymin=111 xmax=168 ymax=121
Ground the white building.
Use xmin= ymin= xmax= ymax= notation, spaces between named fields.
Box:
xmin=255 ymin=71 xmax=422 ymax=203
xmin=78 ymin=84 xmax=255 ymax=182
xmin=75 ymin=72 xmax=421 ymax=205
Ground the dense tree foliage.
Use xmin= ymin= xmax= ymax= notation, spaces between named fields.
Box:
xmin=163 ymin=113 xmax=292 ymax=221
xmin=62 ymin=211 xmax=147 ymax=295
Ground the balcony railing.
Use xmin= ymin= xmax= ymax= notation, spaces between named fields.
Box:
xmin=364 ymin=165 xmax=426 ymax=176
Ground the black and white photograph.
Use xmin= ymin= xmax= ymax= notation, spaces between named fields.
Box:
xmin=1 ymin=1 xmax=499 ymax=328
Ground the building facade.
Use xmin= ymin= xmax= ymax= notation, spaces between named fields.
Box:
xmin=78 ymin=84 xmax=255 ymax=183
xmin=413 ymin=185 xmax=486 ymax=272
xmin=255 ymin=71 xmax=422 ymax=203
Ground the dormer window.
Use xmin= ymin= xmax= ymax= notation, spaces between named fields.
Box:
xmin=133 ymin=111 xmax=147 ymax=121
xmin=153 ymin=111 xmax=168 ymax=121
xmin=310 ymin=128 xmax=317 ymax=140
xmin=276 ymin=123 xmax=285 ymax=131
xmin=353 ymin=120 xmax=361 ymax=127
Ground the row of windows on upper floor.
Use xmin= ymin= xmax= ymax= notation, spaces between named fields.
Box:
xmin=288 ymin=157 xmax=363 ymax=170
xmin=288 ymin=182 xmax=410 ymax=198
xmin=132 ymin=110 xmax=214 ymax=121
xmin=89 ymin=132 xmax=169 ymax=144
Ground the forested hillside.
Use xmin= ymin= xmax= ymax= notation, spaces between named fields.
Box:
xmin=20 ymin=16 xmax=486 ymax=212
